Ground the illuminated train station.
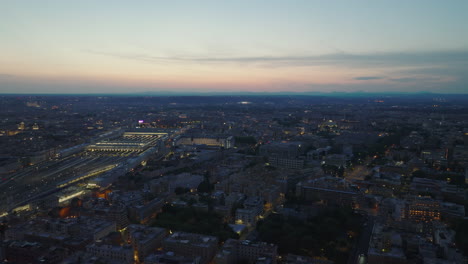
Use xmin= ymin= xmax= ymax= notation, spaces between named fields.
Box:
xmin=86 ymin=131 xmax=167 ymax=153
xmin=0 ymin=130 xmax=169 ymax=213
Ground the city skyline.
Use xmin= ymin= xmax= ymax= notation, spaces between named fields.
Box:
xmin=1 ymin=0 xmax=468 ymax=94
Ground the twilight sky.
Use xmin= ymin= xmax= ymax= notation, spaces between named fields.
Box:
xmin=1 ymin=0 xmax=467 ymax=94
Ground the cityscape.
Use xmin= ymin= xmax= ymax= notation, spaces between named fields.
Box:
xmin=1 ymin=1 xmax=468 ymax=264
xmin=0 ymin=94 xmax=467 ymax=264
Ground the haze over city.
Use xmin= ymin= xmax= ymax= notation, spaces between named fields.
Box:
xmin=1 ymin=0 xmax=468 ymax=94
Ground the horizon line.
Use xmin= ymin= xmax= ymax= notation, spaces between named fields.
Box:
xmin=1 ymin=91 xmax=468 ymax=97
